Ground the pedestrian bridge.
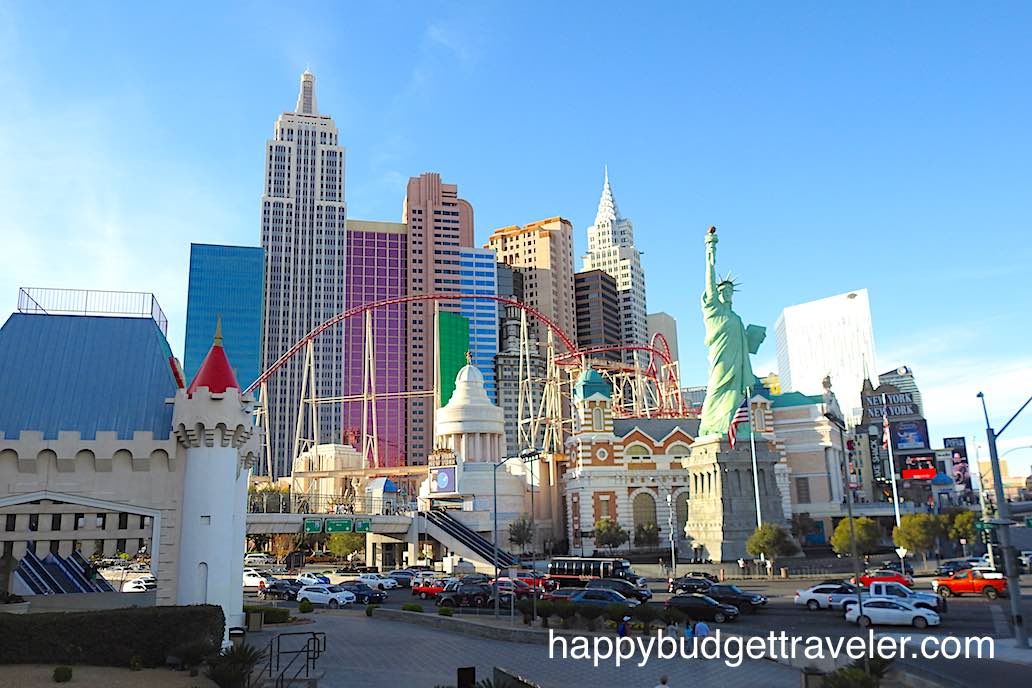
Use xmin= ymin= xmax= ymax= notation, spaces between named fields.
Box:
xmin=245 ymin=511 xmax=413 ymax=536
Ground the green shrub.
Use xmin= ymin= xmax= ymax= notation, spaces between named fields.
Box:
xmin=554 ymin=601 xmax=577 ymax=629
xmin=576 ymin=604 xmax=604 ymax=631
xmin=298 ymin=600 xmax=314 ymax=614
xmin=365 ymin=604 xmax=378 ymax=617
xmin=206 ymin=644 xmax=266 ymax=688
xmin=243 ymin=605 xmax=290 ymax=624
xmin=632 ymin=604 xmax=660 ymax=635
xmin=535 ymin=600 xmax=555 ymax=628
xmin=0 ymin=605 xmax=224 ymax=668
xmin=169 ymin=639 xmax=216 ymax=669
xmin=401 ymin=603 xmax=424 ymax=613
xmin=515 ymin=598 xmax=534 ymax=625
xmin=437 ymin=606 xmax=454 ymax=617
xmin=660 ymin=607 xmax=684 ymax=627
xmin=604 ymin=603 xmax=627 ymax=626
xmin=52 ymin=667 xmax=72 ymax=683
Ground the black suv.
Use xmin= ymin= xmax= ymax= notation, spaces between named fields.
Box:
xmin=259 ymin=579 xmax=302 ymax=601
xmin=338 ymin=581 xmax=387 ymax=604
xmin=436 ymin=583 xmax=510 ymax=608
xmin=671 ymin=576 xmax=713 ymax=594
xmin=702 ymin=584 xmax=767 ymax=613
xmin=664 ymin=594 xmax=739 ymax=623
xmin=586 ymin=578 xmax=653 ymax=602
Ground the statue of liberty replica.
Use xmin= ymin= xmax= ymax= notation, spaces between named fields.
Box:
xmin=683 ymin=227 xmax=786 ymax=562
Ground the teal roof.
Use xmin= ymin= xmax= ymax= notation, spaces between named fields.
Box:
xmin=771 ymin=390 xmax=822 ymax=408
xmin=574 ymin=367 xmax=611 ymax=401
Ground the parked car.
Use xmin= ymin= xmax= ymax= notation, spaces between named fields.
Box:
xmin=703 ymin=584 xmax=767 ymax=613
xmin=436 ymin=583 xmax=507 ymax=608
xmin=541 ymin=587 xmax=580 ymax=602
xmin=1019 ymin=551 xmax=1032 ymax=571
xmin=297 ymin=571 xmax=331 ymax=585
xmin=853 ymin=569 xmax=914 ymax=588
xmin=664 ymin=594 xmax=739 ymax=623
xmin=877 ymin=559 xmax=915 ymax=576
xmin=412 ymin=577 xmax=454 ymax=599
xmin=586 ymin=578 xmax=653 ymax=603
xmin=515 ymin=570 xmax=553 ymax=589
xmin=670 ymin=575 xmax=713 ymax=594
xmin=243 ymin=570 xmax=277 ymax=589
xmin=122 ymin=576 xmax=157 ymax=592
xmin=567 ymin=588 xmax=640 ymax=608
xmin=794 ymin=583 xmax=858 ymax=611
xmin=356 ymin=573 xmax=399 ymax=590
xmin=388 ymin=570 xmax=417 ymax=588
xmin=259 ymin=579 xmax=302 ymax=601
xmin=681 ymin=571 xmax=720 ymax=583
xmin=842 ymin=581 xmax=945 ymax=613
xmin=296 ymin=585 xmax=355 ymax=608
xmin=459 ymin=573 xmax=491 ymax=585
xmin=492 ymin=578 xmax=537 ymax=600
xmin=307 ymin=551 xmax=336 ymax=564
xmin=337 ymin=581 xmax=387 ymax=604
xmin=244 ymin=553 xmax=277 ymax=566
xmin=845 ymin=597 xmax=940 ymax=629
xmin=931 ymin=569 xmax=1007 ymax=599
xmin=934 ymin=560 xmax=971 ymax=577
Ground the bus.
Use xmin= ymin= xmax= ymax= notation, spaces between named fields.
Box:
xmin=546 ymin=557 xmax=647 ymax=588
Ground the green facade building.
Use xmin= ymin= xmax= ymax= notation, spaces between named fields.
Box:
xmin=438 ymin=312 xmax=470 ymax=406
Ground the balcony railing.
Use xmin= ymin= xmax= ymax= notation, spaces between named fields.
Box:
xmin=17 ymin=287 xmax=168 ymax=335
xmin=247 ymin=492 xmax=417 ymax=516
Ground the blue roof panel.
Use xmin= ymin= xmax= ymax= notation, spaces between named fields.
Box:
xmin=0 ymin=314 xmax=178 ymax=440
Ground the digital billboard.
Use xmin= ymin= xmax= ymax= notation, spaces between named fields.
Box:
xmin=890 ymin=419 xmax=929 ymax=452
xmin=943 ymin=437 xmax=971 ymax=490
xmin=901 ymin=453 xmax=936 ymax=480
xmin=429 ymin=466 xmax=457 ymax=494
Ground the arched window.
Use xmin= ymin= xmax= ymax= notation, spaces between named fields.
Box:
xmin=667 ymin=443 xmax=691 ymax=459
xmin=675 ymin=492 xmax=689 ymax=540
xmin=625 ymin=445 xmax=650 ymax=463
xmin=591 ymin=407 xmax=603 ymax=430
xmin=632 ymin=492 xmax=658 ymax=531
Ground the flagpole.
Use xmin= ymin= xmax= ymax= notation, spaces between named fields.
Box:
xmin=748 ymin=388 xmax=762 ymax=530
xmin=882 ymin=393 xmax=905 ymax=568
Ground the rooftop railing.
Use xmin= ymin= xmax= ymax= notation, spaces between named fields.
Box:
xmin=17 ymin=287 xmax=168 ymax=336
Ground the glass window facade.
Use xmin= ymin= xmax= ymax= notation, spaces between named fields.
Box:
xmin=438 ymin=311 xmax=470 ymax=406
xmin=184 ymin=244 xmax=265 ymax=390
xmin=458 ymin=248 xmax=499 ymax=403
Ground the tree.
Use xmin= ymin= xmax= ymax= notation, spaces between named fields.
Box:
xmin=948 ymin=510 xmax=977 ymax=543
xmin=790 ymin=513 xmax=818 ymax=542
xmin=508 ymin=514 xmax=533 ymax=553
xmin=270 ymin=534 xmax=296 ymax=563
xmin=634 ymin=523 xmax=660 ymax=548
xmin=830 ymin=517 xmax=883 ymax=558
xmin=745 ymin=523 xmax=800 ymax=573
xmin=631 ymin=602 xmax=661 ymax=635
xmin=893 ymin=513 xmax=941 ymax=568
xmin=326 ymin=533 xmax=365 ymax=561
xmin=593 ymin=518 xmax=629 ymax=552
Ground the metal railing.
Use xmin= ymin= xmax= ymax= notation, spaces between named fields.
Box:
xmin=261 ymin=631 xmax=326 ymax=688
xmin=17 ymin=287 xmax=168 ymax=335
xmin=247 ymin=492 xmax=416 ymax=516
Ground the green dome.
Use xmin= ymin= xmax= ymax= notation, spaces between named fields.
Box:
xmin=574 ymin=366 xmax=611 ymax=401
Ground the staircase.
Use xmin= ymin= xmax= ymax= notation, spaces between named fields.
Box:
xmin=422 ymin=509 xmax=518 ymax=568
xmin=14 ymin=550 xmax=116 ymax=594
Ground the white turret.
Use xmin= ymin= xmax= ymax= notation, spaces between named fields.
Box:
xmin=172 ymin=322 xmax=258 ymax=646
xmin=435 ymin=361 xmax=506 ymax=462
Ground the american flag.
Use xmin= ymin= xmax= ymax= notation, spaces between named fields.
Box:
xmin=728 ymin=397 xmax=750 ymax=448
xmin=882 ymin=412 xmax=891 ymax=450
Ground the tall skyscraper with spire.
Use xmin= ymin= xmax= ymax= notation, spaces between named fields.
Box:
xmin=260 ymin=70 xmax=347 ymax=478
xmin=581 ymin=168 xmax=648 ymax=362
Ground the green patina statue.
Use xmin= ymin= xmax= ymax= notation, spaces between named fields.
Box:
xmin=698 ymin=227 xmax=766 ymax=437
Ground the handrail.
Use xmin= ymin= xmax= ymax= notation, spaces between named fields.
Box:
xmin=262 ymin=631 xmax=326 ymax=688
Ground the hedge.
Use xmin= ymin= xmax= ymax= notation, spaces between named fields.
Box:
xmin=243 ymin=605 xmax=291 ymax=624
xmin=0 ymin=604 xmax=224 ymax=668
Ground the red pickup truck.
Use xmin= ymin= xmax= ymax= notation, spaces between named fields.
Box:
xmin=932 ymin=569 xmax=1007 ymax=599
xmin=411 ymin=577 xmax=453 ymax=599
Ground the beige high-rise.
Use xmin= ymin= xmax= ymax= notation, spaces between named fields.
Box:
xmin=486 ymin=217 xmax=576 ymax=347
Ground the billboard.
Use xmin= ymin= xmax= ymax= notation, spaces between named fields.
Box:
xmin=901 ymin=453 xmax=937 ymax=480
xmin=943 ymin=437 xmax=971 ymax=490
xmin=890 ymin=419 xmax=929 ymax=452
xmin=861 ymin=391 xmax=920 ymax=420
xmin=429 ymin=466 xmax=457 ymax=495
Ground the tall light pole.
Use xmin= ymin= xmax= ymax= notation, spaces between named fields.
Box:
xmin=493 ymin=447 xmax=542 ymax=618
xmin=977 ymin=391 xmax=1031 ymax=650
xmin=826 ymin=413 xmax=866 ymax=627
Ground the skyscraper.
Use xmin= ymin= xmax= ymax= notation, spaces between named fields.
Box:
xmin=341 ymin=219 xmax=408 ymax=467
xmin=581 ymin=168 xmax=648 ymax=363
xmin=574 ymin=269 xmax=622 ymax=361
xmin=646 ymin=312 xmax=679 ymax=364
xmin=458 ymin=248 xmax=500 ymax=402
xmin=775 ymin=289 xmax=878 ymax=424
xmin=878 ymin=366 xmax=923 ymax=417
xmin=184 ymin=244 xmax=265 ymax=389
xmin=260 ymin=70 xmax=348 ymax=478
xmin=403 ymin=173 xmax=475 ymax=465
xmin=495 ymin=305 xmax=547 ymax=454
xmin=486 ymin=217 xmax=577 ymax=349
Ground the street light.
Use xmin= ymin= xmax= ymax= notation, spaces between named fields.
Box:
xmin=977 ymin=391 xmax=1031 ymax=650
xmin=825 ymin=412 xmax=866 ymax=634
xmin=493 ymin=447 xmax=543 ymax=618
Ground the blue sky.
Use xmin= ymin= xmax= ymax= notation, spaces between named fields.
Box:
xmin=2 ymin=2 xmax=1031 ymax=476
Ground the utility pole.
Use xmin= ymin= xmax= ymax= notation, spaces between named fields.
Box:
xmin=826 ymin=413 xmax=866 ymax=641
xmin=978 ymin=391 xmax=1030 ymax=650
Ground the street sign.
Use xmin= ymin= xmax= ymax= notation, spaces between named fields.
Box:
xmin=975 ymin=521 xmax=992 ymax=531
xmin=303 ymin=518 xmax=323 ymax=534
xmin=325 ymin=518 xmax=353 ymax=533
xmin=354 ymin=518 xmax=372 ymax=533
xmin=895 ymin=547 xmax=908 ymax=559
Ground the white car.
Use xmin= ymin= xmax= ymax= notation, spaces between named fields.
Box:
xmin=845 ymin=597 xmax=940 ymax=629
xmin=1019 ymin=551 xmax=1032 ymax=569
xmin=244 ymin=553 xmax=276 ymax=566
xmin=296 ymin=585 xmax=356 ymax=608
xmin=123 ymin=576 xmax=157 ymax=592
xmin=297 ymin=571 xmax=331 ymax=585
xmin=355 ymin=573 xmax=398 ymax=590
xmin=243 ymin=570 xmax=277 ymax=589
xmin=794 ymin=583 xmax=858 ymax=611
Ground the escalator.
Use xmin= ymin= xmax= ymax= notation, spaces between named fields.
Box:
xmin=422 ymin=509 xmax=518 ymax=568
xmin=69 ymin=550 xmax=115 ymax=592
xmin=14 ymin=549 xmax=117 ymax=594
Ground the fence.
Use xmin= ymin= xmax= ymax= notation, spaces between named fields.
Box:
xmin=17 ymin=287 xmax=168 ymax=335
xmin=247 ymin=492 xmax=417 ymax=516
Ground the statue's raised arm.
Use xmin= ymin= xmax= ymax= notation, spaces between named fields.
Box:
xmin=704 ymin=227 xmax=719 ymax=302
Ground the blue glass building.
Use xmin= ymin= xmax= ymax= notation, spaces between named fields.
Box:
xmin=184 ymin=244 xmax=265 ymax=390
xmin=458 ymin=248 xmax=499 ymax=403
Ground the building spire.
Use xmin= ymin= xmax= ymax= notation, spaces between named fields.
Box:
xmin=214 ymin=314 xmax=223 ymax=347
xmin=295 ymin=69 xmax=318 ymax=115
xmin=594 ymin=165 xmax=620 ymax=226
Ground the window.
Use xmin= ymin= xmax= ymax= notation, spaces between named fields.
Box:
xmin=795 ymin=477 xmax=811 ymax=504
xmin=591 ymin=407 xmax=603 ymax=430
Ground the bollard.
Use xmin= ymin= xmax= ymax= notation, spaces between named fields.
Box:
xmin=781 ymin=567 xmax=789 ymax=579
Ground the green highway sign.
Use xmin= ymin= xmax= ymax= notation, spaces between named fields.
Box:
xmin=975 ymin=521 xmax=992 ymax=531
xmin=326 ymin=518 xmax=353 ymax=533
xmin=354 ymin=518 xmax=372 ymax=533
xmin=303 ymin=518 xmax=323 ymax=534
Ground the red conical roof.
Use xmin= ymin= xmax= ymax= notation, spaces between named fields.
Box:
xmin=187 ymin=317 xmax=240 ymax=395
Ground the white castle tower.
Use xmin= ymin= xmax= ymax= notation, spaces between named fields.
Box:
xmin=172 ymin=322 xmax=259 ymax=645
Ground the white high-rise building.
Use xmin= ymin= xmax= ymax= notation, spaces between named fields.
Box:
xmin=581 ymin=168 xmax=647 ymax=363
xmin=774 ymin=289 xmax=877 ymax=424
xmin=260 ymin=70 xmax=348 ymax=478
xmin=647 ymin=311 xmax=679 ymax=363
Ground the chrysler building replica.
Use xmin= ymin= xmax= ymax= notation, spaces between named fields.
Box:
xmin=581 ymin=168 xmax=648 ymax=363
